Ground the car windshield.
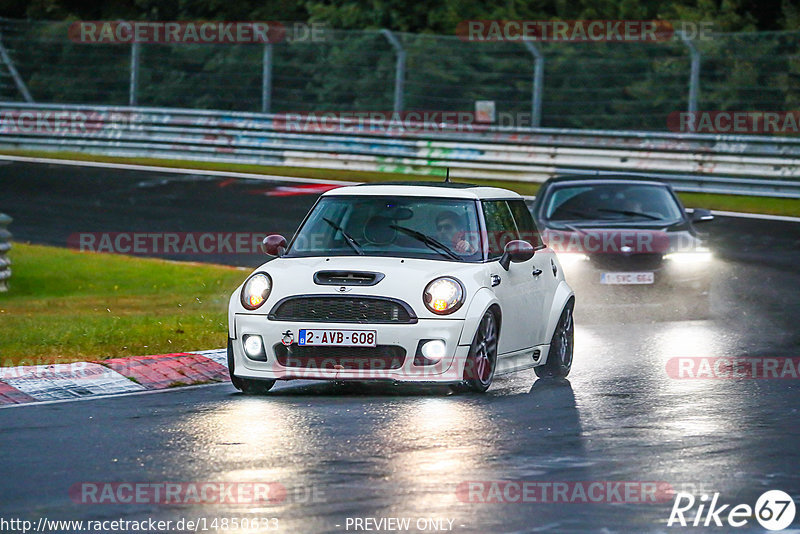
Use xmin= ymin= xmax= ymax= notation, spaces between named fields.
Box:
xmin=285 ymin=195 xmax=483 ymax=261
xmin=543 ymin=183 xmax=684 ymax=224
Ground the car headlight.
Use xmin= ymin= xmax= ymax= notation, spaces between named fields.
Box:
xmin=241 ymin=273 xmax=272 ymax=310
xmin=423 ymin=277 xmax=465 ymax=315
xmin=557 ymin=253 xmax=589 ymax=266
xmin=665 ymin=250 xmax=713 ymax=263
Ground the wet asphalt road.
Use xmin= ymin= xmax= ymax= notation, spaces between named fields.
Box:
xmin=1 ymin=160 xmax=800 ymax=533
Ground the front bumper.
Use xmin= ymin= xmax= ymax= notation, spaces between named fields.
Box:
xmin=231 ymin=314 xmax=469 ymax=383
xmin=561 ymin=260 xmax=712 ymax=305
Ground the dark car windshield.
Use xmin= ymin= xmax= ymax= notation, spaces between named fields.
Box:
xmin=285 ymin=196 xmax=483 ymax=261
xmin=542 ymin=183 xmax=684 ymax=224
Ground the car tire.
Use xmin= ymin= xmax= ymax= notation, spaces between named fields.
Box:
xmin=227 ymin=339 xmax=276 ymax=394
xmin=458 ymin=309 xmax=499 ymax=393
xmin=535 ymin=301 xmax=574 ymax=379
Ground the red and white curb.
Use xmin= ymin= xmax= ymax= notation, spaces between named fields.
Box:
xmin=0 ymin=348 xmax=228 ymax=405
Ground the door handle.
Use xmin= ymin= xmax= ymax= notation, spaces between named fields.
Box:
xmin=532 ymin=268 xmax=542 ymax=277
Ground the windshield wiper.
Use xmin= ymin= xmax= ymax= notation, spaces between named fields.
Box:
xmin=547 ymin=221 xmax=587 ymax=235
xmin=322 ymin=217 xmax=364 ymax=255
xmin=595 ymin=208 xmax=662 ymax=221
xmin=390 ymin=225 xmax=462 ymax=261
xmin=552 ymin=208 xmax=597 ymax=220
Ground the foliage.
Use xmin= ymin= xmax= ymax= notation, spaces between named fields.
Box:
xmin=1 ymin=1 xmax=798 ymax=129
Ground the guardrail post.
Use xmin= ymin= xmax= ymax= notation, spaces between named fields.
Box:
xmin=0 ymin=213 xmax=12 ymax=292
xmin=523 ymin=41 xmax=544 ymax=128
xmin=679 ymin=32 xmax=701 ymax=132
xmin=380 ymin=29 xmax=405 ymax=112
xmin=129 ymin=41 xmax=140 ymax=106
xmin=262 ymin=43 xmax=273 ymax=113
xmin=0 ymin=30 xmax=34 ymax=102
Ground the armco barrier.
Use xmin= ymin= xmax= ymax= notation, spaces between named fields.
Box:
xmin=0 ymin=102 xmax=799 ymax=197
xmin=0 ymin=213 xmax=11 ymax=292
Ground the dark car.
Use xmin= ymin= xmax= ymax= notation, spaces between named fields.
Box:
xmin=528 ymin=175 xmax=715 ymax=319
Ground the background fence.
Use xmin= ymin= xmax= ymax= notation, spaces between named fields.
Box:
xmin=2 ymin=18 xmax=800 ymax=131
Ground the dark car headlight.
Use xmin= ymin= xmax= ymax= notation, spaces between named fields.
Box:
xmin=664 ymin=250 xmax=713 ymax=266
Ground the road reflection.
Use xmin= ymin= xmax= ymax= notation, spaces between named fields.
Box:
xmin=569 ymin=316 xmax=770 ymax=509
xmin=167 ymin=397 xmax=328 ymax=531
xmin=160 ymin=311 xmax=781 ymax=532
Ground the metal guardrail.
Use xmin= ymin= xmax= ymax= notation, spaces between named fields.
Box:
xmin=0 ymin=213 xmax=11 ymax=292
xmin=1 ymin=102 xmax=799 ymax=197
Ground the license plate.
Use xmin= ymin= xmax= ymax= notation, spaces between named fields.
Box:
xmin=600 ymin=272 xmax=654 ymax=285
xmin=298 ymin=329 xmax=377 ymax=347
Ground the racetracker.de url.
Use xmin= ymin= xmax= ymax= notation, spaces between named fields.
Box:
xmin=0 ymin=516 xmax=280 ymax=533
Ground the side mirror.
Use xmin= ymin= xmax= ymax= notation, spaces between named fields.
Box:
xmin=689 ymin=208 xmax=714 ymax=223
xmin=261 ymin=234 xmax=287 ymax=257
xmin=499 ymin=240 xmax=535 ymax=271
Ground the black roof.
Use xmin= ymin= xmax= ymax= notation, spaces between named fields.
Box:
xmin=355 ymin=181 xmax=480 ymax=189
xmin=544 ymin=174 xmax=670 ymax=186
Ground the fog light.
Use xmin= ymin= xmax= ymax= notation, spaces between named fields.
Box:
xmin=421 ymin=339 xmax=446 ymax=362
xmin=665 ymin=251 xmax=713 ymax=263
xmin=243 ymin=335 xmax=266 ymax=360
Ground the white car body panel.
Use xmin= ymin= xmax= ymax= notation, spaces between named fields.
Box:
xmin=228 ymin=184 xmax=574 ymax=386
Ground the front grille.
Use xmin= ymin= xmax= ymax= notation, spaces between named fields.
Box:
xmin=269 ymin=295 xmax=416 ymax=324
xmin=274 ymin=344 xmax=406 ymax=370
xmin=589 ymin=253 xmax=664 ymax=271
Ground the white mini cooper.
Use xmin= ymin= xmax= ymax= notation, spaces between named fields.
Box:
xmin=227 ymin=182 xmax=575 ymax=393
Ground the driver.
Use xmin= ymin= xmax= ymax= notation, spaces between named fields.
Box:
xmin=622 ymin=190 xmax=662 ymax=218
xmin=622 ymin=193 xmax=645 ymax=213
xmin=435 ymin=211 xmax=477 ymax=254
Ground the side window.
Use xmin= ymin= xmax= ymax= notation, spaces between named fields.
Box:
xmin=482 ymin=200 xmax=518 ymax=259
xmin=508 ymin=199 xmax=544 ymax=248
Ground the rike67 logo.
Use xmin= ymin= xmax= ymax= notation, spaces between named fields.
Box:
xmin=668 ymin=490 xmax=796 ymax=530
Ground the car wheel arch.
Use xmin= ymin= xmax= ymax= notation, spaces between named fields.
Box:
xmin=457 ymin=287 xmax=502 ymax=347
xmin=487 ymin=303 xmax=502 ymax=336
xmin=544 ymin=282 xmax=575 ymax=346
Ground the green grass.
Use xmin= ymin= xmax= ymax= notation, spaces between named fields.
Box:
xmin=0 ymin=243 xmax=247 ymax=366
xmin=3 ymin=148 xmax=798 ymax=216
xmin=675 ymin=192 xmax=800 ymax=216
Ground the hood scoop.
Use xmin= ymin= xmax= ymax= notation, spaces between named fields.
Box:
xmin=313 ymin=270 xmax=385 ymax=286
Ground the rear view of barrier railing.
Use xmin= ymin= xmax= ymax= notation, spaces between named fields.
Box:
xmin=1 ymin=102 xmax=799 ymax=197
xmin=0 ymin=213 xmax=11 ymax=292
